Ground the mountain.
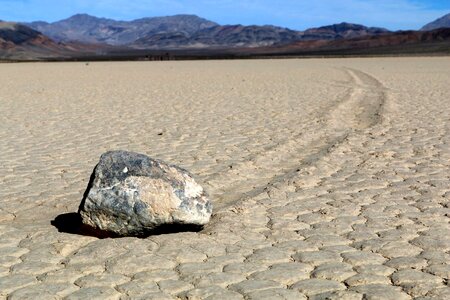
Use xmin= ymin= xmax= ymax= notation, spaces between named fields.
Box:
xmin=27 ymin=14 xmax=218 ymax=45
xmin=302 ymin=22 xmax=389 ymax=40
xmin=133 ymin=22 xmax=389 ymax=49
xmin=421 ymin=13 xmax=450 ymax=31
xmin=0 ymin=22 xmax=67 ymax=59
xmin=25 ymin=14 xmax=391 ymax=49
xmin=132 ymin=25 xmax=303 ymax=48
xmin=250 ymin=28 xmax=450 ymax=56
xmin=0 ymin=21 xmax=115 ymax=60
xmin=7 ymin=13 xmax=447 ymax=60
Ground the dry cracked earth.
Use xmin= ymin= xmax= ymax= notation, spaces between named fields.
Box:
xmin=0 ymin=58 xmax=449 ymax=299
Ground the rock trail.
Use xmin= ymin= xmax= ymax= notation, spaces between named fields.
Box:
xmin=209 ymin=67 xmax=387 ymax=210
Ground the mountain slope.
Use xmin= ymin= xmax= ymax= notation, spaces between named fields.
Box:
xmin=302 ymin=22 xmax=389 ymax=40
xmin=26 ymin=14 xmax=391 ymax=49
xmin=133 ymin=22 xmax=389 ymax=49
xmin=0 ymin=22 xmax=68 ymax=59
xmin=422 ymin=13 xmax=450 ymax=31
xmin=0 ymin=21 xmax=115 ymax=60
xmin=132 ymin=25 xmax=303 ymax=48
xmin=27 ymin=14 xmax=218 ymax=45
xmin=254 ymin=28 xmax=450 ymax=55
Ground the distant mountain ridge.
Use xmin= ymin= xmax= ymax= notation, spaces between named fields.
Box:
xmin=0 ymin=21 xmax=66 ymax=59
xmin=27 ymin=14 xmax=219 ymax=45
xmin=3 ymin=12 xmax=449 ymax=60
xmin=25 ymin=14 xmax=391 ymax=48
xmin=421 ymin=13 xmax=450 ymax=31
xmin=303 ymin=23 xmax=389 ymax=40
xmin=0 ymin=21 xmax=118 ymax=60
xmin=132 ymin=24 xmax=304 ymax=48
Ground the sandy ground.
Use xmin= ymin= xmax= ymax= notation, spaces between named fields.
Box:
xmin=0 ymin=58 xmax=449 ymax=299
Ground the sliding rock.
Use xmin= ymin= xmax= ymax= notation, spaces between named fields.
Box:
xmin=78 ymin=150 xmax=212 ymax=236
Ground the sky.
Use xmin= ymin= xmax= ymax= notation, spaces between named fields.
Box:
xmin=0 ymin=0 xmax=449 ymax=30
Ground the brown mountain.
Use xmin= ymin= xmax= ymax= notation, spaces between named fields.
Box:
xmin=248 ymin=28 xmax=450 ymax=56
xmin=27 ymin=14 xmax=218 ymax=45
xmin=0 ymin=22 xmax=115 ymax=60
xmin=0 ymin=22 xmax=68 ymax=60
xmin=422 ymin=13 xmax=450 ymax=31
xmin=4 ymin=14 xmax=449 ymax=60
xmin=132 ymin=25 xmax=304 ymax=48
xmin=25 ymin=14 xmax=391 ymax=49
xmin=302 ymin=22 xmax=389 ymax=40
xmin=132 ymin=22 xmax=389 ymax=48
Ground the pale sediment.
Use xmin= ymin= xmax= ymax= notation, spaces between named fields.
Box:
xmin=0 ymin=58 xmax=449 ymax=299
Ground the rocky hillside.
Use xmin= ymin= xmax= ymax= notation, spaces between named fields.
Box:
xmin=0 ymin=22 xmax=116 ymax=60
xmin=132 ymin=25 xmax=303 ymax=48
xmin=26 ymin=14 xmax=390 ymax=49
xmin=256 ymin=27 xmax=450 ymax=56
xmin=421 ymin=13 xmax=450 ymax=31
xmin=0 ymin=22 xmax=66 ymax=59
xmin=27 ymin=14 xmax=218 ymax=45
xmin=302 ymin=22 xmax=389 ymax=40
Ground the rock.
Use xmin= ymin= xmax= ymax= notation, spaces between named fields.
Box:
xmin=78 ymin=150 xmax=212 ymax=236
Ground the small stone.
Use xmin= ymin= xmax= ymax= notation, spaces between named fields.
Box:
xmin=79 ymin=150 xmax=212 ymax=236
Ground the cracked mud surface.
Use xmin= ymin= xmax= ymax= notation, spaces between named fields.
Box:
xmin=1 ymin=58 xmax=449 ymax=299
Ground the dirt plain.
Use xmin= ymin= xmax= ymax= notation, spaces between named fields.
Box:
xmin=0 ymin=58 xmax=449 ymax=299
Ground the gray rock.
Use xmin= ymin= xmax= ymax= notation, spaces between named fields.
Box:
xmin=78 ymin=150 xmax=212 ymax=236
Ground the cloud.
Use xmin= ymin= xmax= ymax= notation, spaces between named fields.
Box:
xmin=0 ymin=0 xmax=448 ymax=30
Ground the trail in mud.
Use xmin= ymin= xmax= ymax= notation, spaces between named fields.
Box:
xmin=207 ymin=68 xmax=387 ymax=210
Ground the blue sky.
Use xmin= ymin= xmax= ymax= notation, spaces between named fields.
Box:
xmin=0 ymin=0 xmax=449 ymax=30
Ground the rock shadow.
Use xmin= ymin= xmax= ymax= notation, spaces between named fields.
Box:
xmin=51 ymin=213 xmax=204 ymax=239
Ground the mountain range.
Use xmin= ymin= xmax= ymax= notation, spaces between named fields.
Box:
xmin=25 ymin=14 xmax=390 ymax=48
xmin=1 ymin=12 xmax=450 ymax=60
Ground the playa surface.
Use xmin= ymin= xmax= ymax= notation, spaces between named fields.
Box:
xmin=0 ymin=58 xmax=449 ymax=299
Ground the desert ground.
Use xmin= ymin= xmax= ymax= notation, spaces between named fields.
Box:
xmin=0 ymin=58 xmax=449 ymax=299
